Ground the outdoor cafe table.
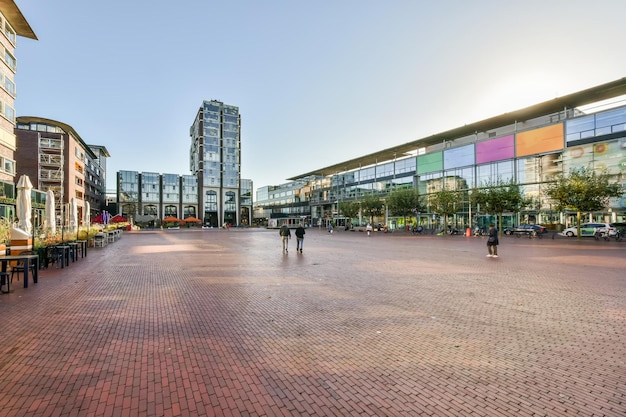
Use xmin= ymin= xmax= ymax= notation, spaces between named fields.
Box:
xmin=76 ymin=240 xmax=87 ymax=258
xmin=67 ymin=242 xmax=79 ymax=262
xmin=1 ymin=254 xmax=39 ymax=288
xmin=55 ymin=245 xmax=71 ymax=268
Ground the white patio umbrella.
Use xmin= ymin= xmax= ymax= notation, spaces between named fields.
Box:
xmin=83 ymin=201 xmax=90 ymax=226
xmin=69 ymin=197 xmax=78 ymax=230
xmin=16 ymin=175 xmax=33 ymax=235
xmin=45 ymin=189 xmax=56 ymax=235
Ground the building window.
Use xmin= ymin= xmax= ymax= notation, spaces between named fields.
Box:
xmin=3 ymin=76 xmax=14 ymax=96
xmin=164 ymin=205 xmax=177 ymax=217
xmin=2 ymin=157 xmax=14 ymax=174
xmin=3 ymin=103 xmax=14 ymax=122
xmin=4 ymin=22 xmax=16 ymax=45
xmin=205 ymin=191 xmax=217 ymax=211
xmin=225 ymin=191 xmax=236 ymax=211
xmin=4 ymin=50 xmax=16 ymax=72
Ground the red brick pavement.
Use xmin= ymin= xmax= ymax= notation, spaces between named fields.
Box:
xmin=0 ymin=228 xmax=624 ymax=416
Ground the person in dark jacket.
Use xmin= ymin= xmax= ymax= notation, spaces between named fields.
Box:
xmin=486 ymin=224 xmax=499 ymax=257
xmin=295 ymin=223 xmax=305 ymax=253
xmin=279 ymin=224 xmax=291 ymax=253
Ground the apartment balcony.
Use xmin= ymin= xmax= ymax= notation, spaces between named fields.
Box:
xmin=39 ymin=138 xmax=64 ymax=150
xmin=39 ymin=153 xmax=64 ymax=166
xmin=39 ymin=169 xmax=63 ymax=181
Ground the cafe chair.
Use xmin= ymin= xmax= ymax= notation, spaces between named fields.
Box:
xmin=45 ymin=246 xmax=63 ymax=269
xmin=0 ymin=271 xmax=10 ymax=293
xmin=94 ymin=233 xmax=106 ymax=248
xmin=11 ymin=250 xmax=37 ymax=284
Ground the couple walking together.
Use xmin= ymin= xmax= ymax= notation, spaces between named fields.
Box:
xmin=279 ymin=223 xmax=305 ymax=254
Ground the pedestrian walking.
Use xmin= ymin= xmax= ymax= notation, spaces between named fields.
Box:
xmin=486 ymin=224 xmax=499 ymax=258
xmin=366 ymin=223 xmax=373 ymax=236
xmin=327 ymin=222 xmax=333 ymax=234
xmin=295 ymin=223 xmax=305 ymax=253
xmin=279 ymin=224 xmax=291 ymax=253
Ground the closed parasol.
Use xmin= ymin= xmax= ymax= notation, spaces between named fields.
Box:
xmin=45 ymin=190 xmax=56 ymax=235
xmin=16 ymin=175 xmax=33 ymax=235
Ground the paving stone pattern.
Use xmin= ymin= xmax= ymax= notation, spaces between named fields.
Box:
xmin=0 ymin=229 xmax=624 ymax=416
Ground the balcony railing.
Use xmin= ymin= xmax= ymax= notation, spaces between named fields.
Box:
xmin=39 ymin=154 xmax=63 ymax=165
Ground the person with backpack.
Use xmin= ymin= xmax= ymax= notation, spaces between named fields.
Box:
xmin=279 ymin=224 xmax=291 ymax=254
xmin=295 ymin=223 xmax=305 ymax=253
xmin=486 ymin=224 xmax=499 ymax=258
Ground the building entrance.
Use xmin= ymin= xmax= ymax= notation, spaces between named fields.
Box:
xmin=204 ymin=212 xmax=218 ymax=228
xmin=224 ymin=212 xmax=237 ymax=227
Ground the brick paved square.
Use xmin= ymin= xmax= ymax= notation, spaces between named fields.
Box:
xmin=0 ymin=229 xmax=624 ymax=416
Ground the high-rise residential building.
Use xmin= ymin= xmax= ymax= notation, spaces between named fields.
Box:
xmin=15 ymin=117 xmax=110 ymax=221
xmin=0 ymin=1 xmax=36 ymax=218
xmin=189 ymin=100 xmax=243 ymax=227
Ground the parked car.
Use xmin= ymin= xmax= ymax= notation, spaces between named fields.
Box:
xmin=561 ymin=222 xmax=615 ymax=237
xmin=503 ymin=224 xmax=547 ymax=235
xmin=608 ymin=222 xmax=626 ymax=237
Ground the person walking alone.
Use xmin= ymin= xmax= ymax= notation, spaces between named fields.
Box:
xmin=486 ymin=224 xmax=499 ymax=258
xmin=279 ymin=224 xmax=291 ymax=254
xmin=295 ymin=223 xmax=305 ymax=253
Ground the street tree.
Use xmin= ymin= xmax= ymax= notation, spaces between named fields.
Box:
xmin=338 ymin=200 xmax=361 ymax=227
xmin=471 ymin=179 xmax=528 ymax=234
xmin=360 ymin=194 xmax=384 ymax=224
xmin=545 ymin=167 xmax=623 ymax=238
xmin=428 ymin=189 xmax=463 ymax=231
xmin=385 ymin=188 xmax=424 ymax=228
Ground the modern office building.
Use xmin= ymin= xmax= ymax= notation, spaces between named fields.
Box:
xmin=255 ymin=78 xmax=626 ymax=229
xmin=117 ymin=170 xmax=199 ymax=223
xmin=15 ymin=116 xmax=110 ymax=222
xmin=116 ymin=169 xmax=253 ymax=226
xmin=0 ymin=1 xmax=36 ymax=218
xmin=189 ymin=100 xmax=244 ymax=227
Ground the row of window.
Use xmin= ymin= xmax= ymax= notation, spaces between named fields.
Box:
xmin=17 ymin=123 xmax=66 ymax=134
xmin=317 ymin=106 xmax=626 ymax=186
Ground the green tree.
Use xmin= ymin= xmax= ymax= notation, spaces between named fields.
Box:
xmin=360 ymin=194 xmax=384 ymax=224
xmin=471 ymin=179 xmax=528 ymax=234
xmin=385 ymin=188 xmax=424 ymax=227
xmin=545 ymin=167 xmax=623 ymax=238
xmin=338 ymin=200 xmax=361 ymax=226
xmin=428 ymin=189 xmax=463 ymax=231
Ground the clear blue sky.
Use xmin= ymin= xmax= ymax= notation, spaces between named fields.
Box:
xmin=14 ymin=0 xmax=626 ymax=194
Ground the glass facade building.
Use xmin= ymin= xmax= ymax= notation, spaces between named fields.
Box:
xmin=255 ymin=80 xmax=626 ymax=230
xmin=190 ymin=100 xmax=250 ymax=227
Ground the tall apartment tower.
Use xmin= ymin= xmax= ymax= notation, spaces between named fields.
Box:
xmin=0 ymin=1 xmax=36 ymax=218
xmin=189 ymin=100 xmax=241 ymax=227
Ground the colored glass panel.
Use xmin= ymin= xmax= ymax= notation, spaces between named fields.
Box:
xmin=444 ymin=144 xmax=474 ymax=169
xmin=476 ymin=135 xmax=514 ymax=164
xmin=417 ymin=152 xmax=443 ymax=175
xmin=516 ymin=124 xmax=564 ymax=157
